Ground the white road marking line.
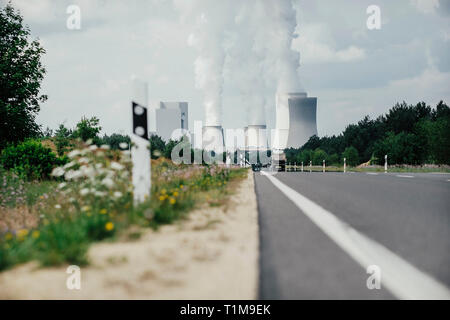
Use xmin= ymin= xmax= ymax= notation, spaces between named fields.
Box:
xmin=366 ymin=172 xmax=379 ymax=175
xmin=260 ymin=171 xmax=450 ymax=300
xmin=396 ymin=175 xmax=414 ymax=178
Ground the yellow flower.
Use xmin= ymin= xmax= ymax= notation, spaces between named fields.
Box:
xmin=169 ymin=197 xmax=176 ymax=205
xmin=17 ymin=229 xmax=29 ymax=241
xmin=4 ymin=233 xmax=13 ymax=241
xmin=81 ymin=205 xmax=91 ymax=212
xmin=159 ymin=195 xmax=165 ymax=201
xmin=32 ymin=230 xmax=40 ymax=239
xmin=180 ymin=184 xmax=184 ymax=189
xmin=17 ymin=229 xmax=29 ymax=238
xmin=105 ymin=222 xmax=114 ymax=231
xmin=100 ymin=208 xmax=108 ymax=215
xmin=173 ymin=191 xmax=179 ymax=197
xmin=161 ymin=188 xmax=167 ymax=194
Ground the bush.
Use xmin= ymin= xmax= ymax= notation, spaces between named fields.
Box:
xmin=0 ymin=140 xmax=67 ymax=180
xmin=342 ymin=146 xmax=359 ymax=166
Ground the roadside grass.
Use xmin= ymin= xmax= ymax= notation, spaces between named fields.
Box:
xmin=0 ymin=145 xmax=248 ymax=271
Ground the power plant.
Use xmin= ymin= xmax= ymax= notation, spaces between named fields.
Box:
xmin=150 ymin=102 xmax=189 ymax=142
xmin=272 ymin=92 xmax=318 ymax=151
xmin=202 ymin=125 xmax=225 ymax=152
xmin=150 ymin=92 xmax=317 ymax=164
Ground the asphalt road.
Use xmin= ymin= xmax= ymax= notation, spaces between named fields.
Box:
xmin=254 ymin=171 xmax=450 ymax=299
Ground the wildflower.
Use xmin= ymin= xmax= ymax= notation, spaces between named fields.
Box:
xmin=100 ymin=209 xmax=108 ymax=215
xmin=81 ymin=205 xmax=91 ymax=212
xmin=180 ymin=184 xmax=184 ymax=189
xmin=111 ymin=162 xmax=124 ymax=170
xmin=89 ymin=145 xmax=98 ymax=151
xmin=85 ymin=139 xmax=93 ymax=145
xmin=32 ymin=230 xmax=40 ymax=239
xmin=80 ymin=188 xmax=90 ymax=196
xmin=54 ymin=204 xmax=61 ymax=209
xmin=102 ymin=177 xmax=114 ymax=188
xmin=119 ymin=142 xmax=128 ymax=149
xmin=4 ymin=233 xmax=13 ymax=241
xmin=95 ymin=163 xmax=103 ymax=169
xmin=161 ymin=189 xmax=167 ymax=194
xmin=68 ymin=150 xmax=81 ymax=158
xmin=65 ymin=169 xmax=83 ymax=180
xmin=169 ymin=197 xmax=176 ymax=205
xmin=51 ymin=167 xmax=65 ymax=177
xmin=173 ymin=191 xmax=179 ymax=197
xmin=100 ymin=144 xmax=110 ymax=150
xmin=113 ymin=191 xmax=123 ymax=198
xmin=105 ymin=222 xmax=114 ymax=231
xmin=95 ymin=191 xmax=106 ymax=197
xmin=159 ymin=195 xmax=165 ymax=201
xmin=58 ymin=182 xmax=67 ymax=189
xmin=63 ymin=161 xmax=77 ymax=169
xmin=78 ymin=157 xmax=89 ymax=164
xmin=17 ymin=229 xmax=28 ymax=240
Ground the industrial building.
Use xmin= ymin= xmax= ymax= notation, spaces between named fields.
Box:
xmin=272 ymin=92 xmax=318 ymax=151
xmin=150 ymin=102 xmax=189 ymax=142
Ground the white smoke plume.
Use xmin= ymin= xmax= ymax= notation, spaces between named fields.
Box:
xmin=175 ymin=0 xmax=301 ymax=127
xmin=174 ymin=0 xmax=235 ymax=126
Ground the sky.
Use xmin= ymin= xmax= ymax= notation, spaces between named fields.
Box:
xmin=4 ymin=0 xmax=450 ymax=137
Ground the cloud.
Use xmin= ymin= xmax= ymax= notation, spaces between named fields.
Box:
xmin=293 ymin=24 xmax=365 ymax=64
xmin=410 ymin=0 xmax=440 ymax=14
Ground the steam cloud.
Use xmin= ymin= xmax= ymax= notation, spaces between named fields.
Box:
xmin=175 ymin=0 xmax=301 ymax=127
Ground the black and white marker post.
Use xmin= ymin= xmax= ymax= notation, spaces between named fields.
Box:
xmin=131 ymin=79 xmax=151 ymax=204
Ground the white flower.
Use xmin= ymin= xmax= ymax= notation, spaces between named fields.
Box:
xmin=113 ymin=191 xmax=123 ymax=198
xmin=101 ymin=177 xmax=114 ymax=188
xmin=78 ymin=157 xmax=89 ymax=164
xmin=51 ymin=167 xmax=65 ymax=177
xmin=80 ymin=188 xmax=90 ymax=196
xmin=54 ymin=204 xmax=61 ymax=209
xmin=95 ymin=163 xmax=103 ymax=169
xmin=95 ymin=191 xmax=106 ymax=197
xmin=110 ymin=162 xmax=124 ymax=170
xmin=80 ymin=166 xmax=95 ymax=178
xmin=68 ymin=150 xmax=81 ymax=158
xmin=89 ymin=145 xmax=98 ymax=151
xmin=69 ymin=197 xmax=76 ymax=202
xmin=100 ymin=144 xmax=110 ymax=150
xmin=85 ymin=139 xmax=93 ymax=145
xmin=65 ymin=169 xmax=83 ymax=180
xmin=63 ymin=161 xmax=77 ymax=169
xmin=58 ymin=182 xmax=67 ymax=189
xmin=119 ymin=142 xmax=128 ymax=149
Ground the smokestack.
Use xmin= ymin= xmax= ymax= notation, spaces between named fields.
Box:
xmin=273 ymin=92 xmax=317 ymax=151
xmin=203 ymin=125 xmax=225 ymax=152
xmin=246 ymin=125 xmax=268 ymax=152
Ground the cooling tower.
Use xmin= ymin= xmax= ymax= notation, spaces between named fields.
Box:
xmin=203 ymin=125 xmax=225 ymax=152
xmin=246 ymin=125 xmax=268 ymax=151
xmin=273 ymin=92 xmax=317 ymax=150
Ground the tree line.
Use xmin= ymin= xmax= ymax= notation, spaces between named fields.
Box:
xmin=285 ymin=101 xmax=450 ymax=166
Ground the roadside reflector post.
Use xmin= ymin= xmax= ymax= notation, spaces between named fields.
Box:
xmin=309 ymin=161 xmax=312 ymax=173
xmin=301 ymin=161 xmax=304 ymax=172
xmin=323 ymin=159 xmax=325 ymax=173
xmin=384 ymin=154 xmax=388 ymax=173
xmin=344 ymin=157 xmax=346 ymax=173
xmin=131 ymin=79 xmax=151 ymax=205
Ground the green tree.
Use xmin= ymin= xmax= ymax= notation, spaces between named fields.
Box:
xmin=54 ymin=123 xmax=73 ymax=156
xmin=0 ymin=3 xmax=47 ymax=149
xmin=73 ymin=116 xmax=101 ymax=142
xmin=149 ymin=134 xmax=166 ymax=159
xmin=373 ymin=132 xmax=424 ymax=165
xmin=312 ymin=148 xmax=328 ymax=166
xmin=342 ymin=146 xmax=359 ymax=167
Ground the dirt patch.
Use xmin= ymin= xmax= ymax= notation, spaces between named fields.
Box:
xmin=0 ymin=171 xmax=259 ymax=299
